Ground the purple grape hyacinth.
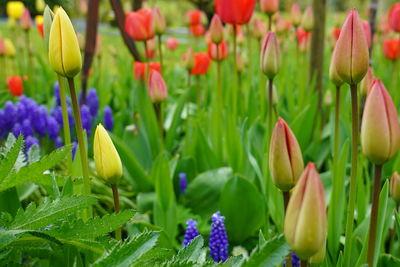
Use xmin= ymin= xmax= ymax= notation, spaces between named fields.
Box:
xmin=283 ymin=252 xmax=300 ymax=267
xmin=86 ymin=88 xmax=99 ymax=118
xmin=179 ymin=173 xmax=188 ymax=194
xmin=80 ymin=105 xmax=93 ymax=135
xmin=209 ymin=212 xmax=228 ymax=262
xmin=183 ymin=219 xmax=200 ymax=247
xmin=25 ymin=136 xmax=39 ymax=152
xmin=103 ymin=106 xmax=113 ymax=131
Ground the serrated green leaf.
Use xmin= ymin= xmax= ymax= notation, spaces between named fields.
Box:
xmin=10 ymin=195 xmax=97 ymax=230
xmin=0 ymin=135 xmax=23 ymax=179
xmin=174 ymin=236 xmax=205 ymax=264
xmin=93 ymin=231 xmax=160 ymax=267
xmin=244 ymin=235 xmax=289 ymax=267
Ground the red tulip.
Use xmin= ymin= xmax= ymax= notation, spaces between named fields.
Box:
xmin=20 ymin=8 xmax=32 ymax=30
xmin=260 ymin=0 xmax=279 ymax=16
xmin=37 ymin=23 xmax=44 ymax=37
xmin=296 ymin=28 xmax=311 ymax=51
xmin=7 ymin=76 xmax=23 ymax=96
xmin=125 ymin=9 xmax=154 ymax=41
xmin=389 ymin=3 xmax=400 ymax=32
xmin=166 ymin=37 xmax=178 ymax=50
xmin=208 ymin=41 xmax=229 ymax=61
xmin=362 ymin=20 xmax=372 ymax=48
xmin=383 ymin=39 xmax=400 ymax=61
xmin=134 ymin=61 xmax=161 ymax=81
xmin=148 ymin=70 xmax=168 ymax=103
xmin=215 ymin=0 xmax=256 ymax=25
xmin=189 ymin=24 xmax=205 ymax=37
xmin=190 ymin=52 xmax=211 ymax=75
xmin=332 ymin=27 xmax=341 ymax=42
xmin=186 ymin=10 xmax=204 ymax=25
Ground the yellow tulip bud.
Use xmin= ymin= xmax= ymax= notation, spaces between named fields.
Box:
xmin=309 ymin=240 xmax=326 ymax=264
xmin=36 ymin=0 xmax=45 ymax=12
xmin=48 ymin=8 xmax=82 ymax=78
xmin=6 ymin=1 xmax=24 ymax=20
xmin=94 ymin=124 xmax=123 ymax=184
xmin=4 ymin=39 xmax=16 ymax=58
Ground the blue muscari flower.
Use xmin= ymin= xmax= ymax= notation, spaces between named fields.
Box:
xmin=54 ymin=82 xmax=61 ymax=106
xmin=86 ymin=88 xmax=99 ymax=118
xmin=51 ymin=106 xmax=63 ymax=126
xmin=47 ymin=116 xmax=60 ymax=141
xmin=80 ymin=105 xmax=93 ymax=135
xmin=183 ymin=219 xmax=200 ymax=247
xmin=25 ymin=136 xmax=39 ymax=152
xmin=12 ymin=123 xmax=22 ymax=138
xmin=21 ymin=119 xmax=33 ymax=137
xmin=4 ymin=101 xmax=17 ymax=130
xmin=16 ymin=101 xmax=27 ymax=122
xmin=209 ymin=211 xmax=228 ymax=262
xmin=68 ymin=106 xmax=75 ymax=127
xmin=32 ymin=106 xmax=48 ymax=136
xmin=0 ymin=110 xmax=6 ymax=139
xmin=283 ymin=252 xmax=300 ymax=267
xmin=55 ymin=136 xmax=63 ymax=148
xmin=20 ymin=97 xmax=37 ymax=121
xmin=179 ymin=173 xmax=188 ymax=194
xmin=103 ymin=106 xmax=113 ymax=131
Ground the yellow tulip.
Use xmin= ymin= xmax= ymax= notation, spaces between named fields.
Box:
xmin=6 ymin=1 xmax=24 ymax=20
xmin=35 ymin=15 xmax=44 ymax=25
xmin=48 ymin=8 xmax=82 ymax=78
xmin=94 ymin=124 xmax=123 ymax=184
xmin=4 ymin=39 xmax=16 ymax=57
xmin=35 ymin=0 xmax=45 ymax=12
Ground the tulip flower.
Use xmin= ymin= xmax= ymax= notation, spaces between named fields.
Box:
xmin=0 ymin=38 xmax=5 ymax=56
xmin=35 ymin=15 xmax=44 ymax=37
xmin=215 ymin=0 xmax=256 ymax=25
xmin=276 ymin=18 xmax=291 ymax=34
xmin=125 ymin=9 xmax=155 ymax=41
xmin=43 ymin=6 xmax=55 ymax=50
xmin=152 ymin=6 xmax=165 ymax=35
xmin=359 ymin=67 xmax=375 ymax=96
xmin=20 ymin=8 xmax=32 ymax=30
xmin=189 ymin=24 xmax=205 ymax=37
xmin=362 ymin=20 xmax=372 ymax=49
xmin=183 ymin=48 xmax=195 ymax=71
xmin=48 ymin=8 xmax=82 ymax=78
xmin=252 ymin=18 xmax=266 ymax=40
xmin=383 ymin=39 xmax=400 ymax=61
xmin=94 ymin=123 xmax=123 ymax=184
xmin=331 ymin=9 xmax=369 ymax=85
xmin=332 ymin=27 xmax=341 ymax=42
xmin=361 ymin=80 xmax=400 ymax=165
xmin=36 ymin=0 xmax=45 ymax=12
xmin=291 ymin=3 xmax=302 ymax=28
xmin=260 ymin=0 xmax=279 ymax=16
xmin=134 ymin=61 xmax=161 ymax=81
xmin=296 ymin=28 xmax=311 ymax=52
xmin=6 ymin=1 xmax=24 ymax=20
xmin=145 ymin=38 xmax=157 ymax=59
xmin=390 ymin=172 xmax=400 ymax=202
xmin=4 ymin=39 xmax=16 ymax=57
xmin=389 ymin=3 xmax=400 ymax=33
xmin=329 ymin=49 xmax=344 ymax=87
xmin=148 ymin=70 xmax=168 ymax=103
xmin=7 ymin=76 xmax=24 ymax=96
xmin=260 ymin=32 xmax=280 ymax=79
xmin=210 ymin=14 xmax=224 ymax=44
xmin=269 ymin=118 xmax=304 ymax=192
xmin=190 ymin=52 xmax=211 ymax=75
xmin=166 ymin=37 xmax=178 ymax=50
xmin=236 ymin=53 xmax=245 ymax=73
xmin=208 ymin=41 xmax=229 ymax=62
xmin=284 ymin=162 xmax=327 ymax=259
xmin=301 ymin=6 xmax=314 ymax=32
xmin=186 ymin=10 xmax=205 ymax=26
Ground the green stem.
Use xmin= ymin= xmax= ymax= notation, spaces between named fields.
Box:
xmin=157 ymin=35 xmax=163 ymax=72
xmin=111 ymin=184 xmax=121 ymax=241
xmin=367 ymin=164 xmax=382 ymax=266
xmin=343 ymin=84 xmax=359 ymax=266
xmin=67 ymin=77 xmax=91 ymax=220
xmin=154 ymin=102 xmax=164 ymax=139
xmin=57 ymin=75 xmax=72 ymax=172
xmin=233 ymin=24 xmax=238 ymax=118
xmin=268 ymin=78 xmax=274 ymax=135
xmin=301 ymin=259 xmax=308 ymax=267
xmin=187 ymin=71 xmax=191 ymax=118
xmin=334 ymin=85 xmax=341 ymax=166
xmin=268 ymin=15 xmax=272 ymax=31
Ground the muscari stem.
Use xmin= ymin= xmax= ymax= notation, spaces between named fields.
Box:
xmin=367 ymin=164 xmax=382 ymax=266
xmin=68 ymin=77 xmax=91 ymax=219
xmin=111 ymin=184 xmax=122 ymax=240
xmin=157 ymin=35 xmax=163 ymax=72
xmin=233 ymin=24 xmax=238 ymax=117
xmin=343 ymin=84 xmax=359 ymax=266
xmin=57 ymin=75 xmax=72 ymax=172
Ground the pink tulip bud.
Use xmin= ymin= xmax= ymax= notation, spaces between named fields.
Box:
xmin=148 ymin=70 xmax=168 ymax=103
xmin=291 ymin=3 xmax=302 ymax=28
xmin=166 ymin=37 xmax=178 ymax=50
xmin=260 ymin=0 xmax=279 ymax=16
xmin=260 ymin=32 xmax=280 ymax=79
xmin=209 ymin=14 xmax=224 ymax=44
xmin=252 ymin=18 xmax=266 ymax=40
xmin=208 ymin=41 xmax=229 ymax=61
xmin=391 ymin=172 xmax=400 ymax=202
xmin=152 ymin=6 xmax=166 ymax=35
xmin=359 ymin=67 xmax=374 ymax=96
xmin=284 ymin=162 xmax=327 ymax=260
xmin=20 ymin=7 xmax=32 ymax=30
xmin=301 ymin=6 xmax=314 ymax=32
xmin=331 ymin=9 xmax=369 ymax=85
xmin=269 ymin=118 xmax=304 ymax=191
xmin=362 ymin=20 xmax=372 ymax=49
xmin=361 ymin=80 xmax=400 ymax=165
xmin=329 ymin=48 xmax=344 ymax=87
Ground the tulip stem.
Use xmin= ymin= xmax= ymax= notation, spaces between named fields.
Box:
xmin=367 ymin=164 xmax=382 ymax=267
xmin=232 ymin=24 xmax=238 ymax=117
xmin=283 ymin=191 xmax=292 ymax=267
xmin=57 ymin=75 xmax=72 ymax=172
xmin=300 ymin=259 xmax=308 ymax=267
xmin=157 ymin=35 xmax=163 ymax=72
xmin=187 ymin=71 xmax=191 ymax=118
xmin=68 ymin=77 xmax=92 ymax=220
xmin=154 ymin=102 xmax=164 ymax=139
xmin=334 ymin=85 xmax=341 ymax=165
xmin=268 ymin=15 xmax=272 ymax=31
xmin=111 ymin=184 xmax=122 ymax=241
xmin=268 ymin=78 xmax=274 ymax=136
xmin=344 ymin=84 xmax=359 ymax=266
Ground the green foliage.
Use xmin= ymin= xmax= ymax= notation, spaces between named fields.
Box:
xmin=244 ymin=235 xmax=290 ymax=267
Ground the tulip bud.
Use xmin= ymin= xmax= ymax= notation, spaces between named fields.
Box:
xmin=390 ymin=172 xmax=400 ymax=202
xmin=361 ymin=80 xmax=400 ymax=165
xmin=94 ymin=123 xmax=123 ymax=184
xmin=4 ymin=39 xmax=16 ymax=57
xmin=36 ymin=0 xmax=45 ymax=12
xmin=260 ymin=32 xmax=280 ymax=79
xmin=309 ymin=241 xmax=326 ymax=264
xmin=359 ymin=67 xmax=374 ymax=96
xmin=20 ymin=8 xmax=32 ymax=31
xmin=284 ymin=163 xmax=327 ymax=259
xmin=252 ymin=18 xmax=266 ymax=40
xmin=383 ymin=38 xmax=400 ymax=61
xmin=210 ymin=14 xmax=224 ymax=44
xmin=329 ymin=49 xmax=344 ymax=87
xmin=260 ymin=0 xmax=279 ymax=16
xmin=148 ymin=70 xmax=168 ymax=103
xmin=362 ymin=20 xmax=372 ymax=49
xmin=48 ymin=8 xmax=82 ymax=78
xmin=236 ymin=53 xmax=246 ymax=73
xmin=183 ymin=47 xmax=195 ymax=71
xmin=166 ymin=37 xmax=178 ymax=50
xmin=6 ymin=1 xmax=24 ymax=20
xmin=125 ymin=9 xmax=155 ymax=41
xmin=7 ymin=76 xmax=24 ymax=96
xmin=331 ymin=9 xmax=369 ymax=85
xmin=0 ymin=38 xmax=5 ymax=56
xmin=35 ymin=15 xmax=44 ymax=37
xmin=291 ymin=3 xmax=302 ymax=28
xmin=43 ymin=6 xmax=55 ymax=50
xmin=208 ymin=41 xmax=229 ymax=62
xmin=152 ymin=6 xmax=166 ymax=35
xmin=301 ymin=7 xmax=314 ymax=32
xmin=269 ymin=118 xmax=304 ymax=191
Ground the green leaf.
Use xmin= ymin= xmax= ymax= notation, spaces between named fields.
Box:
xmin=0 ymin=145 xmax=72 ymax=192
xmin=245 ymin=235 xmax=290 ymax=267
xmin=174 ymin=236 xmax=205 ymax=264
xmin=0 ymin=135 xmax=23 ymax=179
xmin=93 ymin=231 xmax=160 ymax=267
xmin=220 ymin=176 xmax=265 ymax=243
xmin=10 ymin=195 xmax=97 ymax=230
